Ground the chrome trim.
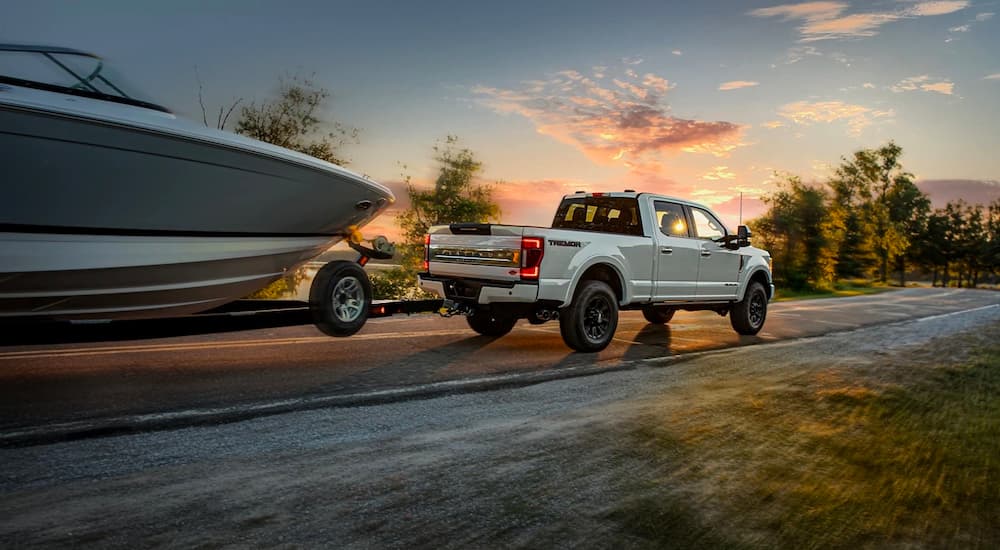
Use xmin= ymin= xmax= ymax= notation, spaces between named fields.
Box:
xmin=432 ymin=255 xmax=515 ymax=264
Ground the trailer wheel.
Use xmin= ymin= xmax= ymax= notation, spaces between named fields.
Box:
xmin=559 ymin=280 xmax=619 ymax=352
xmin=310 ymin=261 xmax=371 ymax=337
xmin=466 ymin=310 xmax=517 ymax=337
xmin=641 ymin=306 xmax=675 ymax=324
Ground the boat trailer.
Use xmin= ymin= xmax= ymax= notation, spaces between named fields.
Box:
xmin=307 ymin=235 xmax=442 ymax=337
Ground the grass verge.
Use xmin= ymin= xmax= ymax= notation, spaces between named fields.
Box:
xmin=774 ymin=280 xmax=896 ymax=301
xmin=607 ymin=326 xmax=1000 ymax=548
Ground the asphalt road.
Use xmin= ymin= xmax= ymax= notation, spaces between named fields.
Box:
xmin=1 ymin=287 xmax=997 ymax=445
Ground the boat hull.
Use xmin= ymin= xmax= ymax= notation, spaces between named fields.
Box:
xmin=0 ymin=103 xmax=389 ymax=236
xmin=0 ymin=94 xmax=393 ymax=321
xmin=0 ymin=232 xmax=336 ymax=319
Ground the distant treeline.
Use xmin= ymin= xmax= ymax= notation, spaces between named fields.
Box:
xmin=751 ymin=142 xmax=1000 ymax=290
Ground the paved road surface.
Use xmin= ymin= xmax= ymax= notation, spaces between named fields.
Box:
xmin=1 ymin=287 xmax=996 ymax=444
xmin=2 ymin=296 xmax=998 ymax=548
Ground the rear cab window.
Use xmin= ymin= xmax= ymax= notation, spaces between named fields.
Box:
xmin=654 ymin=201 xmax=690 ymax=237
xmin=551 ymin=196 xmax=643 ymax=236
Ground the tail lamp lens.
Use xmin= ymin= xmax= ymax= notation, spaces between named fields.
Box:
xmin=423 ymin=234 xmax=431 ymax=272
xmin=520 ymin=237 xmax=544 ymax=280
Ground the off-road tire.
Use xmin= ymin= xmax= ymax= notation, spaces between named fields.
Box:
xmin=559 ymin=280 xmax=619 ymax=352
xmin=466 ymin=310 xmax=518 ymax=336
xmin=730 ymin=281 xmax=767 ymax=335
xmin=310 ymin=261 xmax=371 ymax=337
xmin=642 ymin=306 xmax=675 ymax=324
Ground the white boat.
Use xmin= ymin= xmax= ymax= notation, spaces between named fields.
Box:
xmin=0 ymin=44 xmax=394 ymax=320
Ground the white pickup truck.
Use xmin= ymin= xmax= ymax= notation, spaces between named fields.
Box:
xmin=419 ymin=191 xmax=774 ymax=352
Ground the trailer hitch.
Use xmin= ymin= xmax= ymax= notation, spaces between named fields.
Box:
xmin=438 ymin=299 xmax=474 ymax=318
xmin=346 ymin=230 xmax=396 ymax=265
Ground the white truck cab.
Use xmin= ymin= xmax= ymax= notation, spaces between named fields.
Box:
xmin=419 ymin=191 xmax=773 ymax=352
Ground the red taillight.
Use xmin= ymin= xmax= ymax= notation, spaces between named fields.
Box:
xmin=520 ymin=236 xmax=544 ymax=280
xmin=423 ymin=234 xmax=431 ymax=272
xmin=591 ymin=192 xmax=604 ymax=197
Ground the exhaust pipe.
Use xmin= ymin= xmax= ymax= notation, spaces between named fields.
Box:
xmin=533 ymin=309 xmax=559 ymax=322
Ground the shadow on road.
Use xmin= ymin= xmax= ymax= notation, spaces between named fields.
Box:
xmin=621 ymin=323 xmax=674 ymax=363
xmin=311 ymin=332 xmax=505 ymax=393
xmin=0 ymin=301 xmax=312 ymax=346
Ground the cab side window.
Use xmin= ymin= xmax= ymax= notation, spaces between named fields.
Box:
xmin=654 ymin=201 xmax=689 ymax=237
xmin=690 ymin=208 xmax=726 ymax=240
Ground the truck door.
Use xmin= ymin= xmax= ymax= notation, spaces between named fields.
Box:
xmin=688 ymin=206 xmax=740 ymax=299
xmin=652 ymin=200 xmax=700 ymax=300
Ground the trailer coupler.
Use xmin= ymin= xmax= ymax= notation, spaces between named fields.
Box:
xmin=438 ymin=299 xmax=474 ymax=318
xmin=347 ymin=235 xmax=395 ymax=266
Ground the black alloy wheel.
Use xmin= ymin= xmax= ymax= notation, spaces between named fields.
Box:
xmin=559 ymin=280 xmax=619 ymax=352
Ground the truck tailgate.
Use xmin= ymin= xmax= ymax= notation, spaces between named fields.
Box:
xmin=427 ymin=225 xmax=526 ymax=282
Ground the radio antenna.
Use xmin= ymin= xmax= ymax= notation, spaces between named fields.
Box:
xmin=739 ymin=192 xmax=743 ymax=225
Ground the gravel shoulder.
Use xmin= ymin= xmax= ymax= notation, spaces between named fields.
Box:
xmin=1 ymin=304 xmax=998 ymax=548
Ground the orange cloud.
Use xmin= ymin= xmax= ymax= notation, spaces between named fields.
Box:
xmin=702 ymin=166 xmax=737 ymax=180
xmin=489 ymin=179 xmax=588 ymax=225
xmin=891 ymin=75 xmax=955 ymax=95
xmin=920 ymin=82 xmax=954 ymax=95
xmin=475 ymin=65 xmax=746 ymax=167
xmin=719 ymin=80 xmax=760 ymax=91
xmin=751 ymin=0 xmax=969 ymax=41
xmin=800 ymin=12 xmax=900 ymax=39
xmin=908 ymin=1 xmax=969 ymax=17
xmin=749 ymin=1 xmax=847 ymax=22
xmin=777 ymin=100 xmax=894 ymax=136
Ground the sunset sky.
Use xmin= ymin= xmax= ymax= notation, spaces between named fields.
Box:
xmin=6 ymin=0 xmax=999 ymax=238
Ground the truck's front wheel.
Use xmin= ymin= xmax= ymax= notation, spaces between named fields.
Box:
xmin=560 ymin=280 xmax=619 ymax=352
xmin=730 ymin=281 xmax=767 ymax=335
xmin=467 ymin=310 xmax=517 ymax=337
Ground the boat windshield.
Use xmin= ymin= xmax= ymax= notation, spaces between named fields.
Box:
xmin=0 ymin=45 xmax=170 ymax=113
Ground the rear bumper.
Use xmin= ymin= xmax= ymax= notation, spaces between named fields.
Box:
xmin=418 ymin=274 xmax=538 ymax=305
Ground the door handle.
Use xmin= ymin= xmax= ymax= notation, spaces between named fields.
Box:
xmin=660 ymin=247 xmax=673 ymax=254
xmin=700 ymin=249 xmax=712 ymax=257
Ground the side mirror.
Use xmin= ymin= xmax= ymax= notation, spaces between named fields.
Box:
xmin=737 ymin=225 xmax=751 ymax=248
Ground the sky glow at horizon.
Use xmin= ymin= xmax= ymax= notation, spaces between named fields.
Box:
xmin=4 ymin=0 xmax=998 ymax=238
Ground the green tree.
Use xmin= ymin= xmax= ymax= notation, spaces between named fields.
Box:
xmin=988 ymin=199 xmax=1000 ymax=280
xmin=928 ymin=200 xmax=991 ymax=288
xmin=949 ymin=201 xmax=988 ymax=287
xmin=828 ymin=142 xmax=928 ymax=283
xmin=828 ymin=156 xmax=877 ymax=280
xmin=914 ymin=209 xmax=950 ymax=286
xmin=215 ymin=75 xmax=359 ymax=299
xmin=886 ymin=178 xmax=931 ymax=285
xmin=752 ymin=174 xmax=835 ymax=289
xmin=372 ymin=136 xmax=502 ymax=299
xmin=234 ymin=75 xmax=358 ymax=166
xmin=397 ymin=136 xmax=501 ymax=247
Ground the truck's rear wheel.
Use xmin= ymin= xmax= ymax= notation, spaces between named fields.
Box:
xmin=466 ymin=310 xmax=517 ymax=336
xmin=730 ymin=281 xmax=767 ymax=335
xmin=310 ymin=261 xmax=371 ymax=337
xmin=642 ymin=306 xmax=675 ymax=324
xmin=559 ymin=280 xmax=619 ymax=352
